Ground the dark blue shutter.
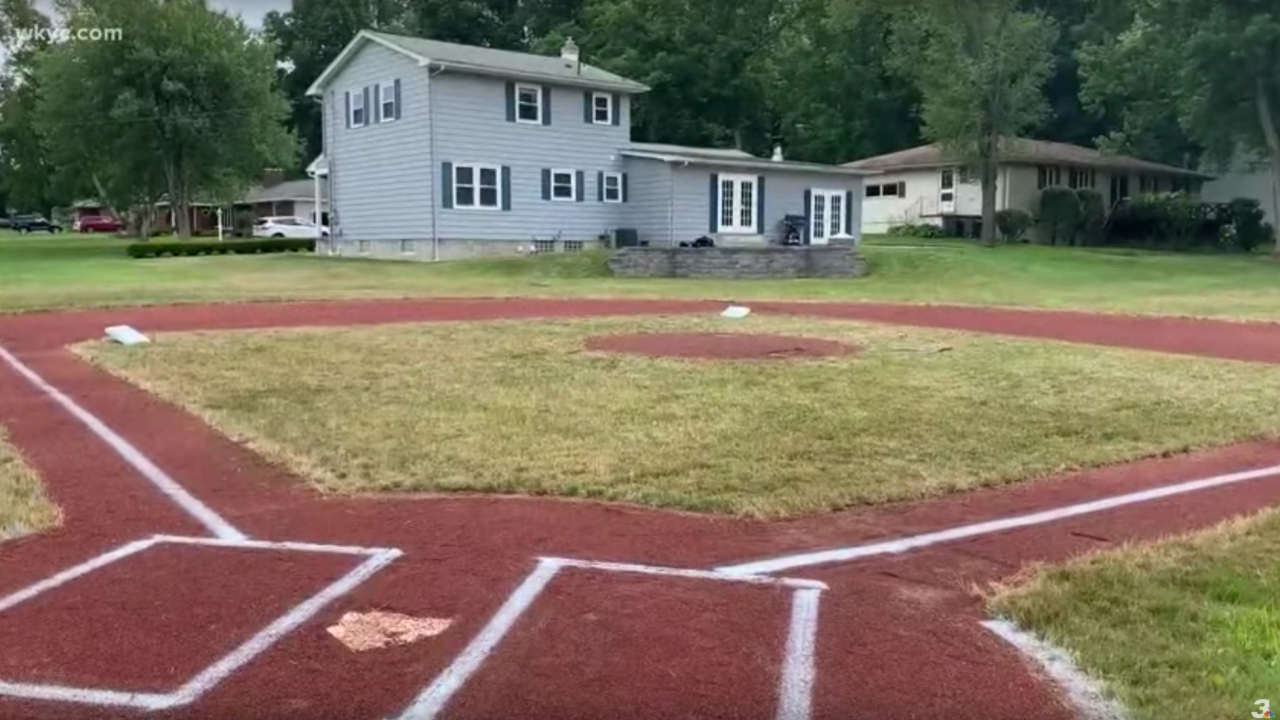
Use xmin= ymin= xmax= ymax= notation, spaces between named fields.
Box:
xmin=756 ymin=176 xmax=766 ymax=233
xmin=611 ymin=94 xmax=621 ymax=126
xmin=362 ymin=86 xmax=370 ymax=125
xmin=583 ymin=91 xmax=592 ymax=123
xmin=542 ymin=87 xmax=552 ymax=125
xmin=501 ymin=167 xmax=512 ymax=211
xmin=505 ymin=82 xmax=516 ymax=122
xmin=844 ymin=190 xmax=854 ymax=235
xmin=597 ymin=171 xmax=604 ymax=201
xmin=441 ymin=162 xmax=454 ymax=208
xmin=708 ymin=173 xmax=719 ymax=232
xmin=621 ymin=173 xmax=629 ymax=202
xmin=575 ymin=170 xmax=584 ymax=201
xmin=394 ymin=79 xmax=402 ymax=119
xmin=541 ymin=169 xmax=551 ymax=200
xmin=344 ymin=91 xmax=351 ymax=128
xmin=803 ymin=189 xmax=812 ymax=243
xmin=372 ymin=84 xmax=381 ymax=123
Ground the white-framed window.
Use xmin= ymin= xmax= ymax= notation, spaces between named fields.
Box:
xmin=1038 ymin=165 xmax=1062 ymax=189
xmin=602 ymin=172 xmax=622 ymax=202
xmin=400 ymin=239 xmax=415 ymax=254
xmin=379 ymin=80 xmax=397 ymax=122
xmin=516 ymin=83 xmax=542 ymax=124
xmin=454 ymin=164 xmax=501 ymax=209
xmin=349 ymin=89 xmax=366 ymax=127
xmin=564 ymin=240 xmax=584 ymax=252
xmin=591 ymin=92 xmax=612 ymax=124
xmin=551 ymin=169 xmax=576 ymax=200
xmin=533 ymin=239 xmax=556 ymax=253
xmin=718 ymin=173 xmax=757 ymax=234
xmin=810 ymin=189 xmax=847 ymax=241
xmin=1068 ymin=168 xmax=1096 ymax=189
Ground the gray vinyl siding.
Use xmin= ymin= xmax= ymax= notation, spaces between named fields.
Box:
xmin=325 ymin=43 xmax=434 ymax=242
xmin=619 ymin=159 xmax=673 ymax=243
xmin=431 ymin=72 xmax=632 ymax=242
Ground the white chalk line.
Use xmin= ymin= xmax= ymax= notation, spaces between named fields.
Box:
xmin=0 ymin=534 xmax=403 ymax=710
xmin=549 ymin=557 xmax=828 ymax=590
xmin=716 ymin=462 xmax=1280 ymax=576
xmin=981 ymin=620 xmax=1128 ymax=720
xmin=775 ymin=588 xmax=822 ymax=720
xmin=0 ymin=343 xmax=246 ymax=541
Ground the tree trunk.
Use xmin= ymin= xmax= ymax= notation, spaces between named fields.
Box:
xmin=1256 ymin=77 xmax=1280 ymax=254
xmin=978 ymin=132 xmax=999 ymax=247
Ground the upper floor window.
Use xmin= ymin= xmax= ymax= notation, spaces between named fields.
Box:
xmin=379 ymin=80 xmax=397 ymax=122
xmin=516 ymin=83 xmax=542 ymax=124
xmin=349 ymin=89 xmax=366 ymax=127
xmin=551 ymin=169 xmax=576 ymax=200
xmin=454 ymin=164 xmax=501 ymax=209
xmin=592 ymin=92 xmax=612 ymax=124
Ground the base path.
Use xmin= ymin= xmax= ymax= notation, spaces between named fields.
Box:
xmin=2 ymin=298 xmax=1280 ymax=720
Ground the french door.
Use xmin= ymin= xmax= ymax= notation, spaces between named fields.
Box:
xmin=809 ymin=190 xmax=845 ymax=243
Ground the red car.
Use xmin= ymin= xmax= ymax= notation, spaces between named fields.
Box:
xmin=75 ymin=214 xmax=124 ymax=233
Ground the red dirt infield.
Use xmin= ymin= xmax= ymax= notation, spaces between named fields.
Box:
xmin=584 ymin=331 xmax=856 ymax=360
xmin=1 ymin=298 xmax=1280 ymax=720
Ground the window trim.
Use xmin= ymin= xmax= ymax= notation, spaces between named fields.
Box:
xmin=717 ymin=173 xmax=758 ymax=234
xmin=602 ymin=172 xmax=623 ymax=203
xmin=515 ymin=83 xmax=543 ymax=124
xmin=550 ymin=168 xmax=577 ymax=201
xmin=453 ymin=163 xmax=502 ymax=210
xmin=379 ymin=80 xmax=397 ymax=123
xmin=349 ymin=89 xmax=366 ymax=127
xmin=591 ymin=92 xmax=612 ymax=125
xmin=809 ymin=188 xmax=847 ymax=240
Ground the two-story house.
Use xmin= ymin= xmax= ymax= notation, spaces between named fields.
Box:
xmin=305 ymin=30 xmax=872 ymax=261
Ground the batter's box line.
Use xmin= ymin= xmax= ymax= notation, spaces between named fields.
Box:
xmin=0 ymin=534 xmax=402 ymax=711
xmin=389 ymin=556 xmax=826 ymax=720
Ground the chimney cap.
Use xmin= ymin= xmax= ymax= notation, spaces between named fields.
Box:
xmin=561 ymin=37 xmax=580 ymax=61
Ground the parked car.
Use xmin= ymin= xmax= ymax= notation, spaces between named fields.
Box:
xmin=74 ymin=215 xmax=125 ymax=233
xmin=0 ymin=217 xmax=12 ymax=229
xmin=252 ymin=216 xmax=329 ymax=240
xmin=11 ymin=214 xmax=61 ymax=233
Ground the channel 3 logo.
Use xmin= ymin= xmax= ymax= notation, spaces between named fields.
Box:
xmin=1256 ymin=700 xmax=1275 ymax=718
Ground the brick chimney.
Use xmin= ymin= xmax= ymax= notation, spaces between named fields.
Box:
xmin=262 ymin=168 xmax=285 ymax=187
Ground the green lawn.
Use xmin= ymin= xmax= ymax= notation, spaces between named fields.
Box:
xmin=4 ymin=232 xmax=1280 ymax=318
xmin=991 ymin=509 xmax=1280 ymax=720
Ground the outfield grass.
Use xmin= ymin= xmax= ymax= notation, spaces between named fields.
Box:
xmin=80 ymin=315 xmax=1280 ymax=517
xmin=0 ymin=426 xmax=58 ymax=539
xmin=991 ymin=509 xmax=1280 ymax=720
xmin=5 ymin=233 xmax=1280 ymax=318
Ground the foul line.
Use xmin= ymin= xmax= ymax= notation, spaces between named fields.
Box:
xmin=981 ymin=620 xmax=1126 ymax=720
xmin=0 ymin=343 xmax=246 ymax=541
xmin=717 ymin=463 xmax=1280 ymax=576
xmin=776 ymin=588 xmax=822 ymax=720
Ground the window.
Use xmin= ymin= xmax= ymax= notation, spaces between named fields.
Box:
xmin=865 ymin=184 xmax=882 ymax=198
xmin=357 ymin=239 xmax=370 ymax=254
xmin=551 ymin=170 xmax=576 ymax=200
xmin=516 ymin=84 xmax=542 ymax=123
xmin=592 ymin=92 xmax=612 ymax=124
xmin=564 ymin=240 xmax=585 ymax=252
xmin=882 ymin=183 xmax=900 ymax=197
xmin=379 ymin=80 xmax=397 ymax=122
xmin=864 ymin=182 xmax=905 ymax=198
xmin=400 ymin=239 xmax=415 ymax=254
xmin=454 ymin=164 xmax=501 ymax=209
xmin=717 ymin=174 xmax=757 ymax=234
xmin=810 ymin=190 xmax=847 ymax=241
xmin=602 ymin=172 xmax=622 ymax=202
xmin=1068 ymin=168 xmax=1096 ymax=189
xmin=1037 ymin=165 xmax=1062 ymax=189
xmin=349 ymin=89 xmax=366 ymax=127
xmin=533 ymin=239 xmax=556 ymax=253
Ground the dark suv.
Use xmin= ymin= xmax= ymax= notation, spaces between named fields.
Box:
xmin=11 ymin=214 xmax=62 ymax=233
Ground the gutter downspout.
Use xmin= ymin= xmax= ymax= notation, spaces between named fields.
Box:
xmin=427 ymin=63 xmax=445 ymax=262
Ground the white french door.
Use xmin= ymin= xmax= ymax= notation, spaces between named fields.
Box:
xmin=718 ymin=174 xmax=758 ymax=233
xmin=809 ymin=190 xmax=845 ymax=244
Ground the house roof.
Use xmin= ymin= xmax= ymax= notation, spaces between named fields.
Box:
xmin=843 ymin=139 xmax=1213 ymax=179
xmin=307 ymin=30 xmax=649 ymax=96
xmin=621 ymin=146 xmax=878 ymax=177
xmin=244 ymin=179 xmax=328 ymax=204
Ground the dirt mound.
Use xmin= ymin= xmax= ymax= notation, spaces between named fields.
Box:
xmin=584 ymin=332 xmax=856 ymax=360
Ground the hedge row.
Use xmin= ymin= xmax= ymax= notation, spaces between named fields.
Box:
xmin=126 ymin=238 xmax=315 ymax=259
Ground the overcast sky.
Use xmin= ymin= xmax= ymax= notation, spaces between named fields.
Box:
xmin=34 ymin=0 xmax=292 ymax=27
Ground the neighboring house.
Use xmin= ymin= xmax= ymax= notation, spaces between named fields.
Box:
xmin=1202 ymin=156 xmax=1278 ymax=225
xmin=305 ymin=30 xmax=871 ymax=261
xmin=844 ymin=139 xmax=1212 ymax=236
xmin=244 ymin=170 xmax=329 ymax=225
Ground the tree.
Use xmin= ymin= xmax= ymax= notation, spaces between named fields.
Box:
xmin=35 ymin=0 xmax=296 ymax=236
xmin=0 ymin=0 xmax=70 ymax=214
xmin=887 ymin=0 xmax=1058 ymax=246
xmin=1080 ymin=0 xmax=1280 ymax=251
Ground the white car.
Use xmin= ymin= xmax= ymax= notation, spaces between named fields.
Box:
xmin=252 ymin=216 xmax=329 ymax=239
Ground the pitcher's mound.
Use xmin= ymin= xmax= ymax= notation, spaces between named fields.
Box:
xmin=585 ymin=332 xmax=855 ymax=360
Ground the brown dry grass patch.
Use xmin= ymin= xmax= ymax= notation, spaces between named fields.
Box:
xmin=79 ymin=314 xmax=1280 ymax=518
xmin=0 ymin=425 xmax=59 ymax=539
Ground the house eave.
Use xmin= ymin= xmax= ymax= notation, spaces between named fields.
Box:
xmin=305 ymin=30 xmax=431 ymax=97
xmin=622 ymin=151 xmax=879 ymax=176
xmin=426 ymin=60 xmax=649 ymax=93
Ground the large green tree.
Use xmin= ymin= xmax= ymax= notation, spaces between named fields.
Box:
xmin=35 ymin=0 xmax=296 ymax=236
xmin=0 ymin=0 xmax=67 ymax=213
xmin=888 ymin=0 xmax=1059 ymax=245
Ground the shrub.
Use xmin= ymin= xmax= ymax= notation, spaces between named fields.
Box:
xmin=1226 ymin=197 xmax=1270 ymax=252
xmin=1037 ymin=187 xmax=1081 ymax=245
xmin=126 ymin=238 xmax=314 ymax=259
xmin=1076 ymin=189 xmax=1106 ymax=246
xmin=995 ymin=209 xmax=1034 ymax=243
xmin=887 ymin=221 xmax=946 ymax=238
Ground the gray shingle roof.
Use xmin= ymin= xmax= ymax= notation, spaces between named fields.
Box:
xmin=621 ymin=146 xmax=877 ymax=177
xmin=366 ymin=31 xmax=649 ymax=93
xmin=244 ymin=179 xmax=327 ymax=204
xmin=843 ymin=139 xmax=1212 ymax=179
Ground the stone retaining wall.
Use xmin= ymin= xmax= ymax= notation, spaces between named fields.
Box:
xmin=607 ymin=245 xmax=866 ymax=279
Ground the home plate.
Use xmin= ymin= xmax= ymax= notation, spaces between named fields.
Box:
xmin=328 ymin=611 xmax=454 ymax=652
